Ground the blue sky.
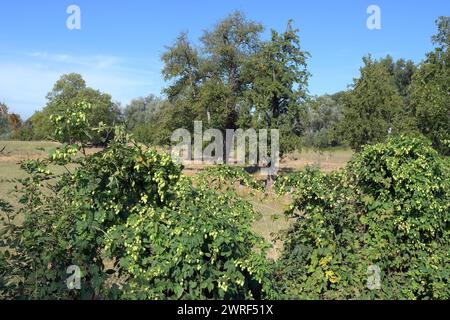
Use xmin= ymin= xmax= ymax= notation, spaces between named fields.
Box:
xmin=0 ymin=0 xmax=448 ymax=119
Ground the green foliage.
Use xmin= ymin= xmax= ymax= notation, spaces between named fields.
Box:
xmin=0 ymin=102 xmax=10 ymax=137
xmin=124 ymin=96 xmax=175 ymax=146
xmin=303 ymin=94 xmax=344 ymax=149
xmin=106 ymin=174 xmax=273 ymax=299
xmin=410 ymin=17 xmax=450 ymax=155
xmin=26 ymin=73 xmax=121 ymax=145
xmin=162 ymin=11 xmax=263 ymax=136
xmin=243 ymin=20 xmax=310 ymax=155
xmin=339 ymin=56 xmax=405 ymax=151
xmin=132 ymin=121 xmax=172 ymax=146
xmin=0 ymin=103 xmax=22 ymax=139
xmin=197 ymin=165 xmax=264 ymax=191
xmin=50 ymin=101 xmax=93 ymax=146
xmin=1 ymin=108 xmax=273 ymax=300
xmin=0 ymin=200 xmax=14 ymax=299
xmin=162 ymin=12 xmax=309 ymax=158
xmin=274 ymin=135 xmax=450 ymax=299
xmin=378 ymin=55 xmax=417 ymax=99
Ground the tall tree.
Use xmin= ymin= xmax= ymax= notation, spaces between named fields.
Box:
xmin=243 ymin=20 xmax=310 ymax=154
xmin=162 ymin=32 xmax=200 ymax=104
xmin=410 ymin=16 xmax=450 ymax=155
xmin=340 ymin=55 xmax=404 ymax=151
xmin=199 ymin=11 xmax=264 ymax=130
xmin=162 ymin=12 xmax=310 ymax=160
xmin=303 ymin=94 xmax=343 ymax=148
xmin=162 ymin=12 xmax=264 ymax=131
xmin=379 ymin=55 xmax=417 ymax=98
xmin=30 ymin=73 xmax=121 ymax=144
xmin=161 ymin=32 xmax=203 ymax=134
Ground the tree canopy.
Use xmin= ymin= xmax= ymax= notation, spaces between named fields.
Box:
xmin=161 ymin=12 xmax=309 ymax=157
xmin=339 ymin=55 xmax=405 ymax=151
xmin=410 ymin=16 xmax=450 ymax=155
xmin=28 ymin=73 xmax=121 ymax=145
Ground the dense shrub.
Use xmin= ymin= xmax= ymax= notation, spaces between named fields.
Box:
xmin=0 ymin=111 xmax=273 ymax=299
xmin=274 ymin=135 xmax=450 ymax=299
xmin=23 ymin=73 xmax=122 ymax=145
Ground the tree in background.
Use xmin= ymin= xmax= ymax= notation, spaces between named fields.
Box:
xmin=0 ymin=102 xmax=22 ymax=138
xmin=162 ymin=12 xmax=264 ymax=134
xmin=339 ymin=56 xmax=404 ymax=151
xmin=123 ymin=94 xmax=173 ymax=145
xmin=379 ymin=56 xmax=417 ymax=99
xmin=0 ymin=103 xmax=10 ymax=137
xmin=243 ymin=20 xmax=310 ymax=155
xmin=161 ymin=12 xmax=309 ymax=159
xmin=27 ymin=73 xmax=122 ymax=145
xmin=303 ymin=93 xmax=344 ymax=149
xmin=378 ymin=56 xmax=418 ymax=134
xmin=198 ymin=11 xmax=263 ymax=131
xmin=124 ymin=94 xmax=165 ymax=131
xmin=410 ymin=16 xmax=450 ymax=155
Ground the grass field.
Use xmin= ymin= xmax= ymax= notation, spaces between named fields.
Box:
xmin=0 ymin=141 xmax=60 ymax=204
xmin=0 ymin=140 xmax=353 ymax=259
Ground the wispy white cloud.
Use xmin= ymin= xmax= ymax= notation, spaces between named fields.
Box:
xmin=27 ymin=51 xmax=123 ymax=69
xmin=0 ymin=51 xmax=165 ymax=119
